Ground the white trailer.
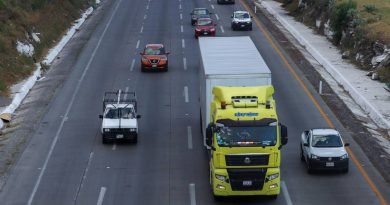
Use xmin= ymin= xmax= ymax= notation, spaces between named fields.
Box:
xmin=199 ymin=36 xmax=272 ymax=145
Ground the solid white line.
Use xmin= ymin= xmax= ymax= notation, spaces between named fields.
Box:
xmin=130 ymin=59 xmax=135 ymax=71
xmin=182 ymin=39 xmax=185 ymax=48
xmin=220 ymin=25 xmax=224 ymax=33
xmin=211 ymin=5 xmax=215 ymax=9
xmin=183 ymin=57 xmax=187 ymax=70
xmin=180 ymin=13 xmax=183 ymax=20
xmin=187 ymin=126 xmax=193 ymax=149
xmin=181 ymin=25 xmax=184 ymax=33
xmin=97 ymin=187 xmax=107 ymax=205
xmin=27 ymin=0 xmax=123 ymax=204
xmin=144 ymin=14 xmax=147 ymax=19
xmin=140 ymin=26 xmax=143 ymax=33
xmin=112 ymin=143 xmax=117 ymax=151
xmin=136 ymin=40 xmax=140 ymax=49
xmin=189 ymin=183 xmax=196 ymax=205
xmin=215 ymin=14 xmax=219 ymax=20
xmin=281 ymin=181 xmax=293 ymax=205
xmin=184 ymin=86 xmax=189 ymax=103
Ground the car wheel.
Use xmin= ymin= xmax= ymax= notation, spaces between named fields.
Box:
xmin=141 ymin=65 xmax=146 ymax=72
xmin=300 ymin=148 xmax=305 ymax=161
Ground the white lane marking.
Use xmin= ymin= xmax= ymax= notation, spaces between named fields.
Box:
xmin=144 ymin=14 xmax=147 ymax=19
xmin=179 ymin=4 xmax=182 ymax=9
xmin=215 ymin=14 xmax=219 ymax=20
xmin=211 ymin=4 xmax=215 ymax=9
xmin=182 ymin=39 xmax=185 ymax=48
xmin=184 ymin=86 xmax=189 ymax=103
xmin=146 ymin=5 xmax=149 ymax=10
xmin=189 ymin=183 xmax=196 ymax=205
xmin=136 ymin=40 xmax=140 ymax=49
xmin=220 ymin=25 xmax=224 ymax=33
xmin=180 ymin=13 xmax=183 ymax=20
xmin=112 ymin=143 xmax=117 ymax=150
xmin=140 ymin=26 xmax=143 ymax=33
xmin=123 ymin=86 xmax=129 ymax=98
xmin=130 ymin=59 xmax=135 ymax=71
xmin=187 ymin=126 xmax=193 ymax=149
xmin=97 ymin=187 xmax=107 ymax=205
xmin=181 ymin=25 xmax=184 ymax=33
xmin=281 ymin=181 xmax=293 ymax=205
xmin=183 ymin=57 xmax=187 ymax=70
xmin=27 ymin=0 xmax=123 ymax=204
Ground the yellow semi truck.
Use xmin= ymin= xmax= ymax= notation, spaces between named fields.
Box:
xmin=199 ymin=37 xmax=288 ymax=198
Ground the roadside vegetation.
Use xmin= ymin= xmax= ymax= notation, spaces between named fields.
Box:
xmin=0 ymin=0 xmax=90 ymax=96
xmin=280 ymin=0 xmax=390 ymax=86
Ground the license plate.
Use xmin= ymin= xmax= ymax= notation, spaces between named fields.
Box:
xmin=116 ymin=134 xmax=124 ymax=139
xmin=241 ymin=25 xmax=245 ymax=27
xmin=242 ymin=180 xmax=252 ymax=186
xmin=204 ymin=32 xmax=208 ymax=35
xmin=152 ymin=65 xmax=157 ymax=68
xmin=326 ymin=162 xmax=334 ymax=167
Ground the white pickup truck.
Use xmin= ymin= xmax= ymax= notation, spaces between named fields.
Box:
xmin=99 ymin=90 xmax=140 ymax=144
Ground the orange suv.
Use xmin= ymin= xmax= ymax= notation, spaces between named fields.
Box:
xmin=140 ymin=44 xmax=170 ymax=72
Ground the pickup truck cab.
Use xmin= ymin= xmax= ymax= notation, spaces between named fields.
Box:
xmin=99 ymin=90 xmax=141 ymax=144
xmin=231 ymin=11 xmax=252 ymax=31
xmin=300 ymin=128 xmax=349 ymax=173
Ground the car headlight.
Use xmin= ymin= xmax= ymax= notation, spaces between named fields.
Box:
xmin=266 ymin=173 xmax=279 ymax=182
xmin=215 ymin=174 xmax=227 ymax=182
xmin=104 ymin=128 xmax=110 ymax=132
xmin=311 ymin=154 xmax=319 ymax=159
xmin=340 ymin=153 xmax=348 ymax=160
xmin=141 ymin=58 xmax=149 ymax=62
xmin=195 ymin=28 xmax=201 ymax=32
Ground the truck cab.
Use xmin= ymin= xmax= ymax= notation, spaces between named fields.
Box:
xmin=99 ymin=90 xmax=141 ymax=144
xmin=205 ymin=86 xmax=287 ymax=198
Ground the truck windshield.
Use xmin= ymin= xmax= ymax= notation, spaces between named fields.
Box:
xmin=216 ymin=126 xmax=277 ymax=147
xmin=105 ymin=108 xmax=134 ymax=119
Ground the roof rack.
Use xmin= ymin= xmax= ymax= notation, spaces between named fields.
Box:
xmin=102 ymin=89 xmax=137 ymax=111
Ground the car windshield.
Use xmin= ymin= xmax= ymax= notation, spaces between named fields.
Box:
xmin=144 ymin=47 xmax=165 ymax=55
xmin=235 ymin=13 xmax=250 ymax=19
xmin=194 ymin=9 xmax=208 ymax=15
xmin=197 ymin=19 xmax=212 ymax=26
xmin=312 ymin=134 xmax=343 ymax=147
xmin=105 ymin=108 xmax=134 ymax=119
xmin=216 ymin=125 xmax=277 ymax=147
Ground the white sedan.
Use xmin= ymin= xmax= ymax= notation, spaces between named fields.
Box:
xmin=300 ymin=128 xmax=349 ymax=173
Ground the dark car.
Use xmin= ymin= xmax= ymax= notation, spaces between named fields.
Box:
xmin=194 ymin=18 xmax=216 ymax=38
xmin=190 ymin=8 xmax=211 ymax=25
xmin=140 ymin=44 xmax=170 ymax=72
xmin=217 ymin=0 xmax=235 ymax=4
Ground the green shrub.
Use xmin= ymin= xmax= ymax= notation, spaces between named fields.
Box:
xmin=330 ymin=0 xmax=358 ymax=44
xmin=31 ymin=0 xmax=48 ymax=10
xmin=363 ymin=4 xmax=377 ymax=14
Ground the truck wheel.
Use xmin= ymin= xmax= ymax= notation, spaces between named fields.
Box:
xmin=300 ymin=148 xmax=305 ymax=161
xmin=342 ymin=167 xmax=349 ymax=174
xmin=269 ymin=195 xmax=278 ymax=200
xmin=307 ymin=163 xmax=313 ymax=174
xmin=213 ymin=195 xmax=222 ymax=201
xmin=102 ymin=137 xmax=109 ymax=144
xmin=133 ymin=136 xmax=138 ymax=144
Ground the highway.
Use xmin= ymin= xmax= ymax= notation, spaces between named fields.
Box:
xmin=0 ymin=0 xmax=389 ymax=204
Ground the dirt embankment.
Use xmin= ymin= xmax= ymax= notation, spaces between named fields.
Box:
xmin=0 ymin=0 xmax=91 ymax=96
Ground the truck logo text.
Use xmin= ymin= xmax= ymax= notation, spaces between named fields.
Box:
xmin=234 ymin=112 xmax=259 ymax=117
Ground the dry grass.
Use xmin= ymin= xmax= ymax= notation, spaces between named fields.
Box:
xmin=337 ymin=0 xmax=390 ymax=43
xmin=0 ymin=0 xmax=89 ymax=96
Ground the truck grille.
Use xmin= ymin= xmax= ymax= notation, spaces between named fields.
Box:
xmin=227 ymin=168 xmax=267 ymax=191
xmin=318 ymin=156 xmax=341 ymax=161
xmin=225 ymin=154 xmax=269 ymax=166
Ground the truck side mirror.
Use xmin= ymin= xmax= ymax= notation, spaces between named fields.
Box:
xmin=344 ymin=143 xmax=350 ymax=147
xmin=280 ymin=124 xmax=288 ymax=146
xmin=206 ymin=124 xmax=214 ymax=147
xmin=136 ymin=115 xmax=141 ymax=119
xmin=99 ymin=115 xmax=103 ymax=119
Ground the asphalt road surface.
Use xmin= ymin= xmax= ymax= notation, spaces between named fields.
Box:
xmin=0 ymin=0 xmax=389 ymax=204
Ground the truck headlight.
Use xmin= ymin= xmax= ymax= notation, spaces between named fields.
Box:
xmin=340 ymin=153 xmax=348 ymax=160
xmin=311 ymin=154 xmax=319 ymax=159
xmin=104 ymin=128 xmax=110 ymax=132
xmin=266 ymin=173 xmax=279 ymax=181
xmin=130 ymin=128 xmax=136 ymax=132
xmin=215 ymin=174 xmax=227 ymax=182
